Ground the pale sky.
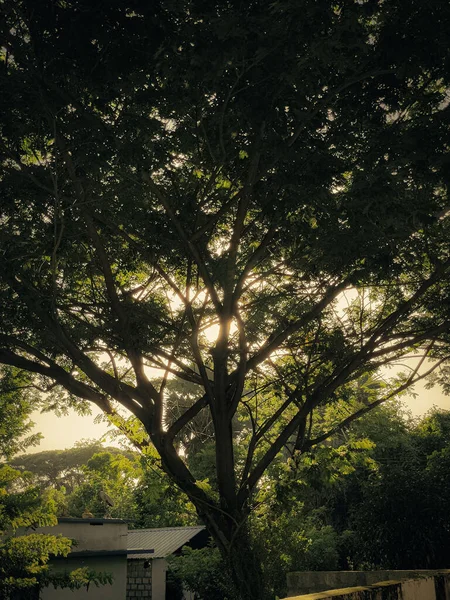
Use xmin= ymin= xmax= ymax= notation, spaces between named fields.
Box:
xmin=28 ymin=378 xmax=450 ymax=453
xmin=30 ymin=406 xmax=112 ymax=452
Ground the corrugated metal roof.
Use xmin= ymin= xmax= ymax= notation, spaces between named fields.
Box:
xmin=127 ymin=526 xmax=205 ymax=559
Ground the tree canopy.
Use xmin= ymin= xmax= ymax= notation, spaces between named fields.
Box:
xmin=1 ymin=1 xmax=450 ymax=598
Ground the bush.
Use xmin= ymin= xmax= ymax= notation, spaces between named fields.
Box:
xmin=168 ymin=545 xmax=238 ymax=600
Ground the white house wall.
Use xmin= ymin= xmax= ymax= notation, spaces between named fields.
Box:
xmin=41 ymin=555 xmax=127 ymax=600
xmin=151 ymin=558 xmax=167 ymax=600
xmin=36 ymin=520 xmax=128 ymax=552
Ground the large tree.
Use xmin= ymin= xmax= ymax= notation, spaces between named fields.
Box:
xmin=1 ymin=1 xmax=450 ymax=598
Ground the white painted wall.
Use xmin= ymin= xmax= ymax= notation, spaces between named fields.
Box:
xmin=151 ymin=558 xmax=168 ymax=600
xmin=30 ymin=520 xmax=128 ymax=600
xmin=41 ymin=555 xmax=127 ymax=600
xmin=36 ymin=520 xmax=128 ymax=552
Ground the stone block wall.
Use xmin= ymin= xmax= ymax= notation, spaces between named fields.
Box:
xmin=127 ymin=559 xmax=152 ymax=599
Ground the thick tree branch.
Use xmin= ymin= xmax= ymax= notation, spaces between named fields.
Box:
xmin=246 ymin=279 xmax=350 ymax=371
xmin=142 ymin=173 xmax=222 ymax=311
xmin=241 ymin=261 xmax=450 ymax=503
xmin=0 ymin=346 xmax=114 ymax=414
xmin=239 ymin=389 xmax=300 ymax=490
xmin=224 ymin=131 xmax=263 ymax=311
xmin=303 ymin=352 xmax=446 ymax=451
xmin=165 ymin=393 xmax=209 ymax=443
xmin=55 ymin=132 xmax=159 ymax=415
xmin=231 ymin=221 xmax=277 ymax=306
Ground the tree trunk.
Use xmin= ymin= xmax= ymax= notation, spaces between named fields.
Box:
xmin=153 ymin=433 xmax=273 ymax=599
xmin=200 ymin=508 xmax=273 ymax=600
xmin=223 ymin=524 xmax=272 ymax=600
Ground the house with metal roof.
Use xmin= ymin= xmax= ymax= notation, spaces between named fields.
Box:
xmin=18 ymin=518 xmax=207 ymax=600
xmin=32 ymin=517 xmax=128 ymax=600
xmin=127 ymin=525 xmax=207 ymax=600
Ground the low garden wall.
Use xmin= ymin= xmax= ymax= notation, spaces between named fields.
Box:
xmin=286 ymin=570 xmax=450 ymax=600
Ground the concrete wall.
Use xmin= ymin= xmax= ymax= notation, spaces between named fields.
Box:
xmin=36 ymin=519 xmax=128 ymax=553
xmin=31 ymin=519 xmax=128 ymax=600
xmin=286 ymin=571 xmax=450 ymax=600
xmin=287 ymin=570 xmax=450 ymax=597
xmin=152 ymin=558 xmax=168 ymax=600
xmin=42 ymin=555 xmax=127 ymax=600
